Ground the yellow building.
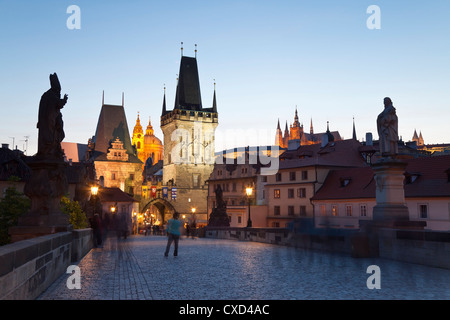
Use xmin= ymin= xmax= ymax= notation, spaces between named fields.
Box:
xmin=132 ymin=113 xmax=163 ymax=166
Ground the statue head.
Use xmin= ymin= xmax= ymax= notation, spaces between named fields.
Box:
xmin=49 ymin=73 xmax=61 ymax=93
xmin=384 ymin=97 xmax=393 ymax=108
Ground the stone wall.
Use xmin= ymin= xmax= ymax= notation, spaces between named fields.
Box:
xmin=0 ymin=229 xmax=93 ymax=300
xmin=205 ymin=227 xmax=450 ymax=269
xmin=204 ymin=227 xmax=352 ymax=253
xmin=378 ymin=229 xmax=450 ymax=269
xmin=71 ymin=228 xmax=94 ymax=262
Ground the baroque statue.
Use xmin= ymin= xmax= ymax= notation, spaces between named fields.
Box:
xmin=37 ymin=73 xmax=68 ymax=159
xmin=376 ymin=97 xmax=399 ymax=157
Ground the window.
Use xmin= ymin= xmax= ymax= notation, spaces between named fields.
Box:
xmin=419 ymin=204 xmax=428 ymax=219
xmin=288 ymin=206 xmax=295 ymax=216
xmin=111 ymin=172 xmax=116 ymax=180
xmin=261 ymin=176 xmax=267 ymax=182
xmin=288 ymin=189 xmax=294 ymax=198
xmin=360 ymin=204 xmax=367 ymax=217
xmin=289 ymin=172 xmax=296 ymax=181
xmin=297 ymin=188 xmax=306 ymax=198
xmin=276 ymin=173 xmax=282 ymax=182
xmin=346 ymin=205 xmax=353 ymax=217
xmin=128 ymin=187 xmax=134 ymax=195
xmin=274 ymin=189 xmax=280 ymax=199
xmin=193 ymin=174 xmax=201 ymax=187
xmin=232 ymin=183 xmax=236 ymax=191
xmin=238 ymin=216 xmax=242 ymax=224
xmin=129 ymin=173 xmax=134 ymax=181
xmin=299 ymin=205 xmax=306 ymax=216
xmin=320 ymin=205 xmax=326 ymax=216
xmin=274 ymin=206 xmax=280 ymax=215
xmin=301 ymin=170 xmax=308 ymax=180
xmin=332 ymin=205 xmax=338 ymax=216
xmin=272 ymin=222 xmax=280 ymax=228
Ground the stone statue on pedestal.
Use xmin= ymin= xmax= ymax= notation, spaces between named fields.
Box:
xmin=207 ymin=185 xmax=230 ymax=227
xmin=376 ymin=97 xmax=399 ymax=158
xmin=9 ymin=74 xmax=70 ymax=242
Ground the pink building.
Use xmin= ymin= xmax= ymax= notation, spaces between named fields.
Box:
xmin=311 ymin=155 xmax=450 ymax=231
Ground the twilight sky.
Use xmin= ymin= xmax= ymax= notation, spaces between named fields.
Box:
xmin=1 ymin=0 xmax=449 ymax=156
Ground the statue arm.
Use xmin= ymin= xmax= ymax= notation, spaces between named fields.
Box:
xmin=58 ymin=94 xmax=68 ymax=108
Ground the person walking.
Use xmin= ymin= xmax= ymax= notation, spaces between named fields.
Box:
xmin=164 ymin=212 xmax=182 ymax=257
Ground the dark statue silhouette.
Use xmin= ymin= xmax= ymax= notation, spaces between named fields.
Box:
xmin=37 ymin=73 xmax=68 ymax=159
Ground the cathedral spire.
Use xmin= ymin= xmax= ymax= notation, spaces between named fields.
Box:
xmin=352 ymin=117 xmax=357 ymax=140
xmin=310 ymin=118 xmax=314 ymax=134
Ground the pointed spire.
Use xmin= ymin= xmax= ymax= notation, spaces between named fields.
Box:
xmin=277 ymin=118 xmax=281 ymax=130
xmin=181 ymin=42 xmax=184 ymax=57
xmin=146 ymin=116 xmax=154 ymax=136
xmin=310 ymin=118 xmax=314 ymax=134
xmin=133 ymin=112 xmax=143 ymax=135
xmin=122 ymin=92 xmax=124 ymax=106
xmin=412 ymin=129 xmax=419 ymax=141
xmin=102 ymin=90 xmax=104 ymax=105
xmin=161 ymin=85 xmax=167 ymax=116
xmin=326 ymin=121 xmax=335 ymax=142
xmin=212 ymin=80 xmax=217 ymax=113
xmin=195 ymin=44 xmax=197 ymax=58
xmin=352 ymin=117 xmax=357 ymax=140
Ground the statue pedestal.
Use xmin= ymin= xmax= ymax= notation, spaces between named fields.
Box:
xmin=353 ymin=158 xmax=425 ymax=258
xmin=9 ymin=156 xmax=71 ymax=242
xmin=207 ymin=207 xmax=230 ymax=227
xmin=372 ymin=159 xmax=410 ymax=221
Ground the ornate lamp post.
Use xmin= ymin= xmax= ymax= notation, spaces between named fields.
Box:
xmin=246 ymin=186 xmax=253 ymax=228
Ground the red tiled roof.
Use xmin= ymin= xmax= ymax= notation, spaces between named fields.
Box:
xmin=279 ymin=139 xmax=368 ymax=170
xmin=312 ymin=155 xmax=450 ymax=200
xmin=311 ymin=167 xmax=375 ymax=200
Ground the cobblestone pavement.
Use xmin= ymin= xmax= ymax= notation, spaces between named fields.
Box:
xmin=38 ymin=235 xmax=450 ymax=300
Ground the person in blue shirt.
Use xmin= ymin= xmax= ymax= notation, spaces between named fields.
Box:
xmin=164 ymin=211 xmax=182 ymax=257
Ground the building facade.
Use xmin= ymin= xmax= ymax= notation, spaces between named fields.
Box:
xmin=206 ymin=150 xmax=272 ymax=228
xmin=265 ymin=139 xmax=368 ymax=228
xmin=87 ymin=95 xmax=143 ymax=199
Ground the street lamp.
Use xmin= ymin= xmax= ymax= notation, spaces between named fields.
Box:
xmin=91 ymin=186 xmax=99 ymax=217
xmin=246 ymin=186 xmax=253 ymax=227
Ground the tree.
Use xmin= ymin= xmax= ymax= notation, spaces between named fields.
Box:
xmin=60 ymin=196 xmax=89 ymax=229
xmin=0 ymin=187 xmax=30 ymax=245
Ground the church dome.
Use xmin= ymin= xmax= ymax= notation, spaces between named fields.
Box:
xmin=144 ymin=134 xmax=162 ymax=146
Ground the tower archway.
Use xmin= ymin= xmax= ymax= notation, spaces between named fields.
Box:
xmin=141 ymin=198 xmax=176 ymax=226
